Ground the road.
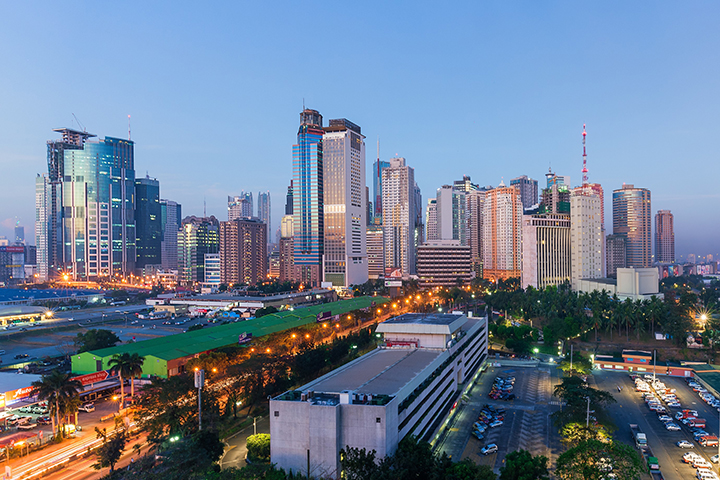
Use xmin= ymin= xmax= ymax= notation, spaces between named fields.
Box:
xmin=220 ymin=416 xmax=269 ymax=470
xmin=592 ymin=370 xmax=720 ymax=480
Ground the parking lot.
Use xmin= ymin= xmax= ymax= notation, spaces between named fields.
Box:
xmin=438 ymin=364 xmax=563 ymax=473
xmin=592 ymin=369 xmax=720 ymax=480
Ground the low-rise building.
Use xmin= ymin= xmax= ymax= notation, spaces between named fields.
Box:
xmin=270 ymin=312 xmax=488 ymax=477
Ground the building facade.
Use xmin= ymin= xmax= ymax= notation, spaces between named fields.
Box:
xmin=435 ymin=185 xmax=467 ymax=244
xmin=135 ymin=176 xmax=161 ymax=270
xmin=482 ymin=183 xmax=523 ymax=281
xmin=160 ymin=199 xmax=182 ymax=271
xmin=270 ymin=313 xmax=488 ymax=478
xmin=203 ymin=253 xmax=221 ymax=286
xmin=510 ymin=175 xmax=538 ymax=209
xmin=382 ymin=158 xmax=416 ymax=278
xmin=606 ymin=234 xmax=627 ymax=278
xmin=366 ymin=225 xmax=384 ymax=279
xmin=613 ymin=184 xmax=651 ymax=268
xmin=425 ymin=199 xmax=438 ymax=241
xmin=293 ymin=109 xmax=325 ymax=286
xmin=655 ymin=210 xmax=674 ymax=263
xmin=322 ymin=119 xmax=368 ymax=288
xmin=466 ymin=189 xmax=488 ymax=277
xmin=178 ymin=216 xmax=219 ymax=285
xmin=257 ymin=192 xmax=271 ymax=241
xmin=219 ymin=218 xmax=267 ymax=286
xmin=570 ymin=188 xmax=604 ymax=289
xmin=373 ymin=159 xmax=390 ymax=224
xmin=521 ymin=214 xmax=571 ymax=289
xmin=37 ymin=128 xmax=136 ymax=281
xmin=417 ymin=240 xmax=472 ymax=287
xmin=228 ymin=193 xmax=253 ymax=221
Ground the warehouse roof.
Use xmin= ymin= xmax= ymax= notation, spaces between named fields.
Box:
xmin=83 ymin=296 xmax=388 ymax=361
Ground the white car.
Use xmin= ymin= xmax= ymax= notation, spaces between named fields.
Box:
xmin=712 ymin=454 xmax=720 ymax=464
xmin=78 ymin=403 xmax=95 ymax=413
xmin=658 ymin=415 xmax=672 ymax=422
xmin=677 ymin=440 xmax=694 ymax=448
xmin=480 ymin=444 xmax=498 ymax=455
xmin=666 ymin=422 xmax=681 ymax=431
xmin=684 ymin=452 xmax=703 ymax=463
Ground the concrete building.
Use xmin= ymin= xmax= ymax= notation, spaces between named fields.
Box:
xmin=0 ymin=246 xmax=25 ymax=285
xmin=570 ymin=189 xmax=604 ymax=289
xmin=482 ymin=182 xmax=523 ymax=281
xmin=219 ymin=218 xmax=267 ymax=286
xmin=203 ymin=253 xmax=221 ymax=286
xmin=366 ymin=225 xmax=384 ymax=279
xmin=425 ymin=199 xmax=438 ymax=241
xmin=436 ymin=185 xmax=467 ymax=244
xmin=279 ymin=237 xmax=295 ymax=282
xmin=655 ymin=210 xmax=674 ymax=263
xmin=257 ymin=191 xmax=271 ymax=243
xmin=228 ymin=193 xmax=253 ymax=221
xmin=382 ymin=158 xmax=417 ymax=278
xmin=466 ymin=189 xmax=488 ymax=277
xmin=417 ymin=240 xmax=472 ymax=287
xmin=521 ymin=214 xmax=571 ymax=289
xmin=160 ymin=199 xmax=182 ymax=271
xmin=135 ymin=176 xmax=161 ymax=270
xmin=178 ymin=216 xmax=219 ymax=286
xmin=577 ymin=267 xmax=663 ymax=301
xmin=270 ymin=313 xmax=488 ymax=478
xmin=606 ymin=234 xmax=627 ymax=279
xmin=322 ymin=118 xmax=368 ymax=288
xmin=613 ymin=184 xmax=651 ymax=268
xmin=510 ymin=175 xmax=538 ymax=209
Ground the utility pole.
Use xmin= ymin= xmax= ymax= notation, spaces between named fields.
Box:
xmin=570 ymin=344 xmax=574 ymax=375
xmin=653 ymin=349 xmax=657 ymax=383
xmin=586 ymin=396 xmax=591 ymax=428
xmin=194 ymin=369 xmax=205 ymax=431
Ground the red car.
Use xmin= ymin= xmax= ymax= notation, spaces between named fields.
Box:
xmin=37 ymin=416 xmax=52 ymax=425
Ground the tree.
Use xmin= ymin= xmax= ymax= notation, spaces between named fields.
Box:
xmin=126 ymin=352 xmax=145 ymax=398
xmin=74 ymin=329 xmax=121 ymax=352
xmin=499 ymin=449 xmax=549 ymax=480
xmin=555 ymin=439 xmax=646 ymax=480
xmin=557 ymin=353 xmax=593 ymax=376
xmin=551 ymin=376 xmax=616 ymax=429
xmin=246 ymin=433 xmax=271 ymax=462
xmin=255 ymin=306 xmax=279 ymax=318
xmin=92 ymin=425 xmax=127 ymax=473
xmin=31 ymin=370 xmax=82 ymax=439
xmin=446 ymin=459 xmax=497 ymax=480
xmin=109 ymin=353 xmax=133 ymax=409
xmin=560 ymin=423 xmax=611 ymax=446
xmin=340 ymin=446 xmax=382 ymax=480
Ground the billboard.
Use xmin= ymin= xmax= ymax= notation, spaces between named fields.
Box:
xmin=385 ymin=280 xmax=402 ymax=287
xmin=73 ymin=370 xmax=115 ymax=386
xmin=385 ymin=267 xmax=402 ymax=279
xmin=238 ymin=332 xmax=253 ymax=345
xmin=316 ymin=311 xmax=333 ymax=323
xmin=0 ymin=246 xmax=24 ymax=253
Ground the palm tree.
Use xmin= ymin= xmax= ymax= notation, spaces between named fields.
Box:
xmin=109 ymin=353 xmax=133 ymax=410
xmin=31 ymin=370 xmax=82 ymax=439
xmin=126 ymin=353 xmax=145 ymax=398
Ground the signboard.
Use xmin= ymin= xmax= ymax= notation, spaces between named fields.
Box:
xmin=385 ymin=267 xmax=402 ymax=279
xmin=73 ymin=370 xmax=113 ymax=386
xmin=385 ymin=280 xmax=402 ymax=287
xmin=316 ymin=311 xmax=332 ymax=323
xmin=5 ymin=386 xmax=35 ymax=403
xmin=238 ymin=332 xmax=253 ymax=345
xmin=0 ymin=246 xmax=24 ymax=253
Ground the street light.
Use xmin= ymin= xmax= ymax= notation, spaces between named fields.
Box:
xmin=194 ymin=369 xmax=205 ymax=431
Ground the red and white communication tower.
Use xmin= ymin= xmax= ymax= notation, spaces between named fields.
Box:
xmin=581 ymin=124 xmax=588 ymax=185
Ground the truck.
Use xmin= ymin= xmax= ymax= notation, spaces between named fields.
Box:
xmin=690 ymin=418 xmax=707 ymax=428
xmin=647 ymin=456 xmax=660 ymax=471
xmin=699 ymin=435 xmax=719 ymax=447
xmin=630 ymin=424 xmax=648 ymax=449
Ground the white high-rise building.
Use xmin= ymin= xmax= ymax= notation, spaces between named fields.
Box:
xmin=570 ymin=188 xmax=603 ymax=289
xmin=382 ymin=158 xmax=416 ymax=278
xmin=425 ymin=199 xmax=438 ymax=241
xmin=321 ymin=119 xmax=367 ymax=288
xmin=436 ymin=185 xmax=467 ymax=244
xmin=522 ymin=214 xmax=571 ymax=289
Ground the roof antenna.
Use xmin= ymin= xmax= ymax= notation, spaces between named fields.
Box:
xmin=128 ymin=114 xmax=132 ymax=141
xmin=204 ymin=197 xmax=207 ymax=218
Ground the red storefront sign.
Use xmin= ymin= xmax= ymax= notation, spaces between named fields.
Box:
xmin=73 ymin=370 xmax=114 ymax=386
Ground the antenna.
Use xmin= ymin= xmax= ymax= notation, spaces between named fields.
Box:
xmin=582 ymin=124 xmax=588 ymax=185
xmin=204 ymin=197 xmax=207 ymax=218
xmin=128 ymin=115 xmax=132 ymax=141
xmin=377 ymin=136 xmax=380 ymax=161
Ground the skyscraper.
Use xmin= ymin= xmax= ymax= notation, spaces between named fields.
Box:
xmin=160 ymin=199 xmax=181 ymax=271
xmin=366 ymin=224 xmax=384 ymax=279
xmin=373 ymin=158 xmax=390 ymax=224
xmin=257 ymin=191 xmax=271 ymax=239
xmin=482 ymin=182 xmax=523 ymax=281
xmin=436 ymin=185 xmax=467 ymax=244
xmin=219 ymin=218 xmax=267 ymax=286
xmin=178 ymin=216 xmax=219 ymax=285
xmin=522 ymin=214 xmax=571 ymax=289
xmin=466 ymin=189 xmax=489 ymax=277
xmin=14 ymin=222 xmax=24 ymax=245
xmin=37 ymin=128 xmax=136 ymax=280
xmin=279 ymin=180 xmax=295 ymax=282
xmin=606 ymin=234 xmax=627 ymax=278
xmin=655 ymin=210 xmax=675 ymax=263
xmin=135 ymin=176 xmax=161 ymax=270
xmin=613 ymin=184 xmax=651 ymax=268
xmin=292 ymin=109 xmax=325 ymax=285
xmin=321 ymin=118 xmax=368 ymax=288
xmin=382 ymin=157 xmax=416 ymax=278
xmin=425 ymin=199 xmax=438 ymax=241
xmin=510 ymin=175 xmax=539 ymax=209
xmin=570 ymin=189 xmax=603 ymax=289
xmin=228 ymin=193 xmax=253 ymax=220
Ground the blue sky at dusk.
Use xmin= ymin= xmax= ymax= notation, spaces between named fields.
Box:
xmin=1 ymin=1 xmax=718 ymax=259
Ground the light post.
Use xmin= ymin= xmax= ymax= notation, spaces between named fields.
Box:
xmin=586 ymin=396 xmax=591 ymax=428
xmin=653 ymin=349 xmax=657 ymax=383
xmin=570 ymin=344 xmax=574 ymax=376
xmin=253 ymin=416 xmax=257 ymax=435
xmin=194 ymin=368 xmax=205 ymax=431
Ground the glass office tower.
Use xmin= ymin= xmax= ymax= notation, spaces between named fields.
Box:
xmin=613 ymin=184 xmax=651 ymax=268
xmin=135 ymin=176 xmax=161 ymax=269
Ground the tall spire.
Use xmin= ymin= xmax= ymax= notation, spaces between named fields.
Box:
xmin=582 ymin=124 xmax=588 ymax=185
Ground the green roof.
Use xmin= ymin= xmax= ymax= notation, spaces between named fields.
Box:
xmin=85 ymin=296 xmax=388 ymax=361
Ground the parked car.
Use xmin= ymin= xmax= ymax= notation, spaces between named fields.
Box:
xmin=480 ymin=444 xmax=498 ymax=455
xmin=14 ymin=354 xmax=29 ymax=359
xmin=37 ymin=416 xmax=51 ymax=425
xmin=78 ymin=403 xmax=95 ymax=413
xmin=489 ymin=420 xmax=504 ymax=428
xmin=666 ymin=423 xmax=681 ymax=431
xmin=658 ymin=415 xmax=672 ymax=422
xmin=677 ymin=440 xmax=695 ymax=448
xmin=472 ymin=430 xmax=484 ymax=440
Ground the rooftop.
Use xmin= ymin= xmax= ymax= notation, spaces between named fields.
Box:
xmin=0 ymin=372 xmax=43 ymax=394
xmin=376 ymin=313 xmax=467 ymax=336
xmin=0 ymin=289 xmax=101 ymax=303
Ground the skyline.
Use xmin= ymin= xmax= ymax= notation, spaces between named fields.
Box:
xmin=1 ymin=2 xmax=718 ymax=259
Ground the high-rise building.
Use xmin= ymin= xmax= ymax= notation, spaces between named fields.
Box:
xmin=373 ymin=158 xmax=390 ymax=224
xmin=36 ymin=128 xmax=136 ymax=281
xmin=613 ymin=184 xmax=651 ymax=268
xmin=453 ymin=175 xmax=478 ymax=193
xmin=160 ymin=199 xmax=182 ymax=271
xmin=279 ymin=237 xmax=295 ymax=282
xmin=178 ymin=216 xmax=219 ymax=285
xmin=135 ymin=176 xmax=161 ymax=270
xmin=203 ymin=253 xmax=221 ymax=286
xmin=425 ymin=199 xmax=438 ymax=241
xmin=321 ymin=118 xmax=367 ymax=288
xmin=466 ymin=189 xmax=488 ymax=277
xmin=257 ymin=191 xmax=271 ymax=239
xmin=570 ymin=189 xmax=604 ymax=289
xmin=436 ymin=185 xmax=467 ymax=244
xmin=366 ymin=224 xmax=384 ymax=279
xmin=413 ymin=182 xmax=424 ymax=257
xmin=268 ymin=251 xmax=280 ymax=278
xmin=382 ymin=157 xmax=416 ymax=278
xmin=228 ymin=193 xmax=253 ymax=220
xmin=0 ymin=246 xmax=25 ymax=284
xmin=510 ymin=175 xmax=538 ymax=209
xmin=219 ymin=217 xmax=267 ymax=286
xmin=14 ymin=222 xmax=24 ymax=245
xmin=606 ymin=234 xmax=627 ymax=278
xmin=482 ymin=182 xmax=523 ymax=281
xmin=541 ymin=183 xmax=571 ymax=214
xmin=655 ymin=210 xmax=675 ymax=263
xmin=521 ymin=214 xmax=571 ymax=289
xmin=545 ymin=169 xmax=570 ymax=189
xmin=292 ymin=109 xmax=325 ymax=286
xmin=417 ymin=240 xmax=472 ymax=287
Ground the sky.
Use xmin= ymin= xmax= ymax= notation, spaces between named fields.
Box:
xmin=1 ymin=1 xmax=718 ymax=260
